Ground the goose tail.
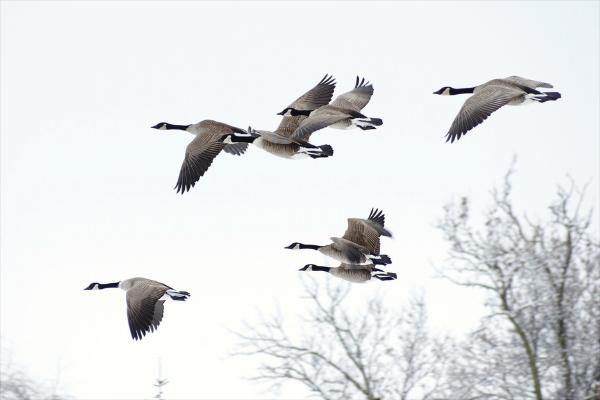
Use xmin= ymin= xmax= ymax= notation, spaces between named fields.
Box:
xmin=532 ymin=92 xmax=562 ymax=103
xmin=370 ymin=254 xmax=392 ymax=266
xmin=166 ymin=289 xmax=191 ymax=301
xmin=307 ymin=144 xmax=334 ymax=159
xmin=355 ymin=117 xmax=383 ymax=130
xmin=373 ymin=272 xmax=397 ymax=281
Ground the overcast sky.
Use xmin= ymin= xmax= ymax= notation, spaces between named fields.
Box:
xmin=1 ymin=1 xmax=598 ymax=399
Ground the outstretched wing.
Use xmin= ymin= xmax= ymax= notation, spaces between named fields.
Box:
xmin=222 ymin=143 xmax=249 ymax=156
xmin=274 ymin=115 xmax=306 ymax=138
xmin=291 ymin=111 xmax=347 ymax=141
xmin=446 ymin=85 xmax=522 ymax=143
xmin=126 ymin=283 xmax=168 ymax=340
xmin=174 ymin=133 xmax=227 ymax=194
xmin=504 ymin=76 xmax=553 ymax=89
xmin=342 ymin=209 xmax=392 ymax=254
xmin=284 ymin=74 xmax=336 ymax=111
xmin=330 ymin=76 xmax=374 ymax=112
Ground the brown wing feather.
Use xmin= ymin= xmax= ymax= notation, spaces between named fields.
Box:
xmin=504 ymin=76 xmax=553 ymax=89
xmin=292 ymin=111 xmax=347 ymax=141
xmin=285 ymin=74 xmax=336 ymax=111
xmin=330 ymin=76 xmax=374 ymax=112
xmin=274 ymin=115 xmax=306 ymax=138
xmin=446 ymin=85 xmax=523 ymax=143
xmin=126 ymin=284 xmax=168 ymax=340
xmin=342 ymin=219 xmax=381 ymax=254
xmin=175 ymin=134 xmax=227 ymax=193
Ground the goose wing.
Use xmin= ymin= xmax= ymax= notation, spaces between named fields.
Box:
xmin=446 ymin=85 xmax=523 ymax=143
xmin=274 ymin=115 xmax=306 ymax=138
xmin=291 ymin=110 xmax=348 ymax=141
xmin=222 ymin=143 xmax=249 ymax=156
xmin=195 ymin=120 xmax=248 ymax=135
xmin=283 ymin=74 xmax=336 ymax=112
xmin=195 ymin=120 xmax=249 ymax=156
xmin=126 ymin=281 xmax=169 ymax=340
xmin=330 ymin=76 xmax=374 ymax=112
xmin=329 ymin=237 xmax=368 ymax=263
xmin=504 ymin=76 xmax=553 ymax=89
xmin=330 ymin=264 xmax=372 ymax=283
xmin=342 ymin=209 xmax=392 ymax=254
xmin=175 ymin=132 xmax=228 ymax=193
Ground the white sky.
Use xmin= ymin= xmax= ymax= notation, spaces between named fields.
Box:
xmin=1 ymin=1 xmax=598 ymax=399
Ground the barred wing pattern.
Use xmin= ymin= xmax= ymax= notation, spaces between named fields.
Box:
xmin=446 ymin=85 xmax=522 ymax=143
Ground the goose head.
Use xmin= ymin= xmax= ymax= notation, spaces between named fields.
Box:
xmin=433 ymin=87 xmax=452 ymax=96
xmin=285 ymin=242 xmax=302 ymax=250
xmin=299 ymin=264 xmax=318 ymax=271
xmin=277 ymin=107 xmax=294 ymax=117
xmin=84 ymin=282 xmax=101 ymax=290
xmin=151 ymin=122 xmax=169 ymax=130
xmin=151 ymin=122 xmax=191 ymax=131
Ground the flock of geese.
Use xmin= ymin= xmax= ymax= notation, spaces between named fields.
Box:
xmin=85 ymin=74 xmax=561 ymax=340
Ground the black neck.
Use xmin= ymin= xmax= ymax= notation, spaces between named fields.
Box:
xmin=450 ymin=87 xmax=475 ymax=95
xmin=98 ymin=282 xmax=120 ymax=289
xmin=312 ymin=266 xmax=330 ymax=272
xmin=228 ymin=134 xmax=256 ymax=143
xmin=291 ymin=109 xmax=312 ymax=117
xmin=165 ymin=123 xmax=191 ymax=131
xmin=300 ymin=243 xmax=321 ymax=250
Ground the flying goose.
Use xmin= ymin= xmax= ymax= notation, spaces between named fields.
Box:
xmin=299 ymin=263 xmax=397 ymax=283
xmin=290 ymin=76 xmax=383 ymax=141
xmin=151 ymin=120 xmax=256 ymax=193
xmin=84 ymin=277 xmax=190 ymax=341
xmin=285 ymin=208 xmax=393 ymax=266
xmin=247 ymin=74 xmax=337 ymax=159
xmin=434 ymin=76 xmax=561 ymax=143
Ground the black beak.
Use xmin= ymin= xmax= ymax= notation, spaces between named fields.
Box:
xmin=276 ymin=111 xmax=285 ymax=116
xmin=151 ymin=124 xmax=161 ymax=129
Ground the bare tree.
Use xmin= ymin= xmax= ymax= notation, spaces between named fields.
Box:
xmin=233 ymin=278 xmax=449 ymax=400
xmin=0 ymin=349 xmax=69 ymax=400
xmin=437 ymin=167 xmax=600 ymax=400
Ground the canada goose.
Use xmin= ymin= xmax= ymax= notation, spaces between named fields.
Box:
xmin=434 ymin=76 xmax=561 ymax=143
xmin=290 ymin=76 xmax=383 ymax=141
xmin=84 ymin=277 xmax=190 ymax=341
xmin=299 ymin=263 xmax=397 ymax=283
xmin=285 ymin=208 xmax=393 ymax=266
xmin=248 ymin=74 xmax=336 ymax=159
xmin=151 ymin=120 xmax=256 ymax=193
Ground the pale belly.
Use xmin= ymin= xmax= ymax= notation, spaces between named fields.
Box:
xmin=329 ymin=119 xmax=353 ymax=130
xmin=254 ymin=137 xmax=297 ymax=159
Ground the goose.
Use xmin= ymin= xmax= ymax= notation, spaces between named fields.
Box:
xmin=285 ymin=208 xmax=393 ymax=266
xmin=299 ymin=263 xmax=397 ymax=283
xmin=248 ymin=74 xmax=337 ymax=159
xmin=290 ymin=76 xmax=383 ymax=141
xmin=434 ymin=76 xmax=561 ymax=143
xmin=84 ymin=277 xmax=190 ymax=341
xmin=151 ymin=120 xmax=256 ymax=193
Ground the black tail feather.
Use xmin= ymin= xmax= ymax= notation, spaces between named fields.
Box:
xmin=371 ymin=254 xmax=392 ymax=266
xmin=534 ymin=91 xmax=561 ymax=102
xmin=319 ymin=144 xmax=334 ymax=156
xmin=308 ymin=144 xmax=334 ymax=159
xmin=374 ymin=272 xmax=397 ymax=281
